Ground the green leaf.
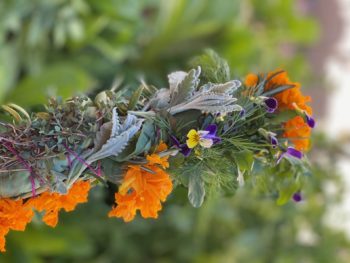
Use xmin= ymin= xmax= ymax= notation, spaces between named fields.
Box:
xmin=128 ymin=85 xmax=144 ymax=110
xmin=188 ymin=171 xmax=206 ymax=208
xmin=233 ymin=150 xmax=254 ymax=172
xmin=277 ymin=177 xmax=301 ymax=205
xmin=6 ymin=63 xmax=94 ymax=106
xmin=101 ymin=159 xmax=124 ymax=184
xmin=190 ymin=49 xmax=230 ymax=83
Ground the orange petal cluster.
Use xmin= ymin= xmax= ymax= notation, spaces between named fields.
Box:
xmin=29 ymin=181 xmax=91 ymax=227
xmin=0 ymin=199 xmax=34 ymax=252
xmin=244 ymin=70 xmax=313 ymax=151
xmin=0 ymin=180 xmax=90 ymax=252
xmin=109 ymin=143 xmax=173 ymax=222
xmin=146 ymin=142 xmax=169 ymax=169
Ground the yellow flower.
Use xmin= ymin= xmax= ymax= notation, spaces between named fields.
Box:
xmin=186 ymin=129 xmax=200 ymax=148
xmin=186 ymin=129 xmax=213 ymax=149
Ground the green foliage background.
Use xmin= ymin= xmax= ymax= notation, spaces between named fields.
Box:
xmin=1 ymin=0 xmax=349 ymax=262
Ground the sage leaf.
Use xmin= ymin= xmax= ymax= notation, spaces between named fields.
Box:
xmin=188 ymin=172 xmax=206 ymax=208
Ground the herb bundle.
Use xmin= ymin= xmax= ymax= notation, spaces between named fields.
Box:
xmin=0 ymin=52 xmax=315 ymax=252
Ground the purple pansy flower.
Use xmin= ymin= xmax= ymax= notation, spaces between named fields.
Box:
xmin=264 ymin=97 xmax=278 ymax=113
xmin=277 ymin=146 xmax=303 ymax=164
xmin=292 ymin=192 xmax=303 ymax=202
xmin=203 ymin=124 xmax=221 ymax=144
xmin=305 ymin=113 xmax=316 ymax=128
xmin=186 ymin=124 xmax=221 ymax=149
xmin=170 ymin=135 xmax=192 ymax=157
xmin=239 ymin=108 xmax=246 ymax=118
xmin=269 ymin=134 xmax=278 ymax=148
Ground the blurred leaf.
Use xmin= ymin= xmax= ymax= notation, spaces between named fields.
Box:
xmin=188 ymin=170 xmax=205 ymax=208
xmin=0 ymin=45 xmax=18 ymax=103
xmin=233 ymin=150 xmax=254 ymax=172
xmin=6 ymin=63 xmax=94 ymax=106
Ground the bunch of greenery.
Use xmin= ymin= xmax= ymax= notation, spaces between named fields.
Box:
xmin=1 ymin=51 xmax=315 ymax=246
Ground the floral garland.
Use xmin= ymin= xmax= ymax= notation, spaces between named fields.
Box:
xmin=0 ymin=54 xmax=315 ymax=252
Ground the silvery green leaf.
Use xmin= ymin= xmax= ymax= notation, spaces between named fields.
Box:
xmin=199 ymin=80 xmax=241 ymax=94
xmin=148 ymin=88 xmax=171 ymax=109
xmin=170 ymin=67 xmax=201 ymax=106
xmin=67 ymin=109 xmax=143 ymax=187
xmin=169 ymin=92 xmax=242 ymax=115
xmin=88 ymin=109 xmax=143 ymax=163
xmin=168 ymin=71 xmax=188 ymax=94
xmin=50 ymin=170 xmax=68 ymax=194
xmin=188 ymin=172 xmax=206 ymax=208
xmin=0 ymin=169 xmax=41 ymax=198
xmin=114 ymin=120 xmax=155 ymax=162
xmin=67 ymin=149 xmax=94 ymax=187
xmin=52 ymin=156 xmax=69 ymax=172
xmin=94 ymin=121 xmax=113 ymax=151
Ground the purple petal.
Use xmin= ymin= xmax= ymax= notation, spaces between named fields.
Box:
xmin=277 ymin=147 xmax=303 ymax=164
xmin=286 ymin=147 xmax=303 ymax=159
xmin=292 ymin=192 xmax=302 ymax=202
xmin=239 ymin=109 xmax=246 ymax=118
xmin=264 ymin=97 xmax=278 ymax=113
xmin=276 ymin=152 xmax=285 ymax=164
xmin=205 ymin=124 xmax=218 ymax=136
xmin=305 ymin=113 xmax=315 ymax=128
xmin=170 ymin=135 xmax=192 ymax=157
xmin=212 ymin=137 xmax=221 ymax=144
xmin=180 ymin=145 xmax=192 ymax=157
xmin=270 ymin=135 xmax=278 ymax=148
xmin=170 ymin=135 xmax=181 ymax=147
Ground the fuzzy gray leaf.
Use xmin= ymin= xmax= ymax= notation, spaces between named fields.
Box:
xmin=169 ymin=92 xmax=242 ymax=115
xmin=94 ymin=121 xmax=112 ymax=151
xmin=111 ymin=108 xmax=121 ymax=136
xmin=199 ymin=80 xmax=241 ymax=94
xmin=149 ymin=88 xmax=171 ymax=110
xmin=168 ymin=71 xmax=188 ymax=94
xmin=170 ymin=67 xmax=201 ymax=106
xmin=88 ymin=109 xmax=143 ymax=163
xmin=0 ymin=169 xmax=41 ymax=198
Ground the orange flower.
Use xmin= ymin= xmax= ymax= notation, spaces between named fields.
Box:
xmin=0 ymin=199 xmax=34 ymax=252
xmin=244 ymin=73 xmax=259 ymax=87
xmin=146 ymin=142 xmax=169 ymax=169
xmin=29 ymin=181 xmax=91 ymax=227
xmin=109 ymin=143 xmax=173 ymax=222
xmin=283 ymin=116 xmax=311 ymax=151
xmin=244 ymin=70 xmax=313 ymax=151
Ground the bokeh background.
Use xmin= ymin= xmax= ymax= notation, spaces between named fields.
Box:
xmin=1 ymin=0 xmax=350 ymax=262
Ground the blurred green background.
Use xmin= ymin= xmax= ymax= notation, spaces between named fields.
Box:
xmin=1 ymin=0 xmax=349 ymax=262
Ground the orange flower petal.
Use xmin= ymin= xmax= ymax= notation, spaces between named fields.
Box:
xmin=109 ymin=144 xmax=173 ymax=222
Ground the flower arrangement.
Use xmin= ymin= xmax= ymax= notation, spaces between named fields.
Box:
xmin=0 ymin=52 xmax=315 ymax=252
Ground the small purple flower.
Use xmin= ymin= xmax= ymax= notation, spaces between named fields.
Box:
xmin=170 ymin=135 xmax=192 ymax=157
xmin=305 ymin=113 xmax=315 ymax=128
xmin=292 ymin=192 xmax=302 ymax=202
xmin=264 ymin=97 xmax=278 ymax=113
xmin=203 ymin=124 xmax=221 ymax=144
xmin=269 ymin=135 xmax=278 ymax=148
xmin=277 ymin=147 xmax=303 ymax=164
xmin=239 ymin=108 xmax=246 ymax=118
